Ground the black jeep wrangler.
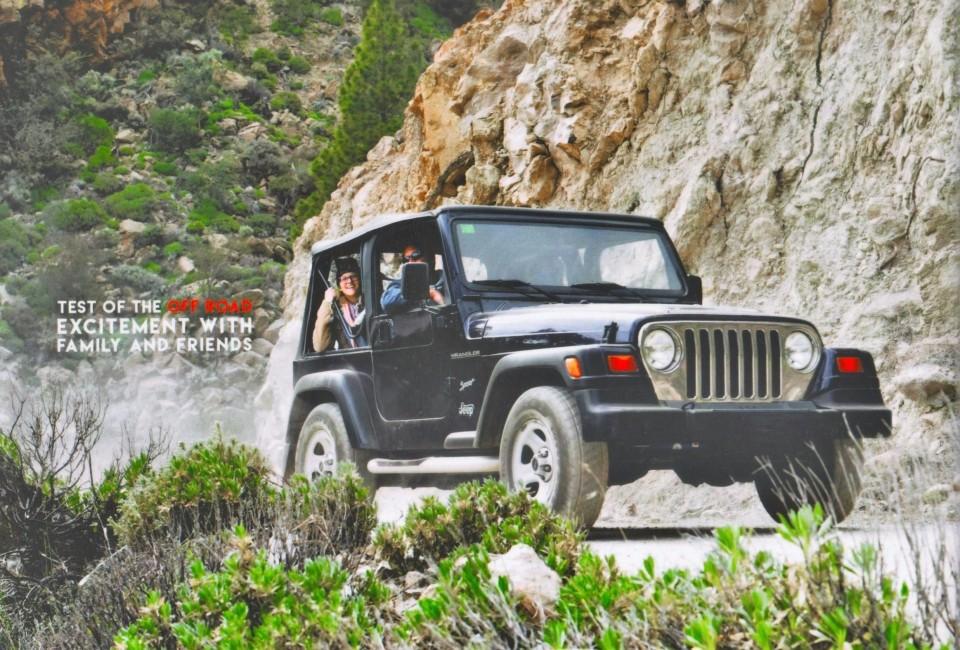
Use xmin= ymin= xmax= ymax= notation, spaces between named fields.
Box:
xmin=286 ymin=206 xmax=891 ymax=527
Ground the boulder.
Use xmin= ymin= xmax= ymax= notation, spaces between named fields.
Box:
xmin=233 ymin=350 xmax=267 ymax=369
xmin=238 ymin=123 xmax=268 ymax=142
xmin=893 ymin=364 xmax=958 ymax=404
xmin=115 ymin=128 xmax=137 ymax=143
xmin=119 ymin=219 xmax=147 ymax=235
xmin=251 ymin=338 xmax=274 ymax=357
xmin=262 ymin=319 xmax=285 ymax=345
xmin=233 ymin=289 xmax=265 ymax=309
xmin=487 ymin=544 xmax=561 ymax=618
xmin=177 ymin=256 xmax=195 ymax=274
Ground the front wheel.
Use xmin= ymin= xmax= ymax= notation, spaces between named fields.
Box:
xmin=499 ymin=386 xmax=608 ymax=527
xmin=294 ymin=403 xmax=375 ymax=489
xmin=754 ymin=439 xmax=863 ymax=524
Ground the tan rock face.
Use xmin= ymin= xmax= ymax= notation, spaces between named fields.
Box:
xmin=0 ymin=0 xmax=159 ymax=84
xmin=258 ymin=0 xmax=959 ymax=472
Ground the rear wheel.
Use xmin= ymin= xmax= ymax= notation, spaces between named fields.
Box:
xmin=754 ymin=439 xmax=862 ymax=524
xmin=294 ymin=403 xmax=375 ymax=488
xmin=499 ymin=386 xmax=608 ymax=527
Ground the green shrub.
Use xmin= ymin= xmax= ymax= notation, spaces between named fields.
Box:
xmin=319 ymin=6 xmax=344 ymax=26
xmin=40 ymin=244 xmax=61 ymax=260
xmin=269 ymin=90 xmax=303 ymax=114
xmin=174 ymin=51 xmax=223 ymax=106
xmin=187 ymin=199 xmax=241 ymax=234
xmin=287 ymin=54 xmax=312 ymax=74
xmin=240 ymin=139 xmax=286 ymax=182
xmin=68 ymin=113 xmax=115 ymax=156
xmin=270 ymin=0 xmax=319 ymax=35
xmin=148 ymin=108 xmax=202 ymax=154
xmin=136 ymin=224 xmax=166 ymax=247
xmin=0 ymin=219 xmax=35 ymax=274
xmin=0 ymin=202 xmax=11 ymax=219
xmin=153 ymin=160 xmax=177 ymax=176
xmin=136 ymin=67 xmax=157 ymax=85
xmin=214 ymin=3 xmax=261 ymax=45
xmin=116 ymin=496 xmax=944 ymax=650
xmin=410 ymin=1 xmax=451 ymax=41
xmin=116 ymin=527 xmax=389 ymax=648
xmin=0 ymin=319 xmax=24 ymax=351
xmin=31 ymin=185 xmax=60 ymax=212
xmin=180 ymin=154 xmax=244 ymax=214
xmin=248 ymin=212 xmax=278 ymax=235
xmin=269 ymin=171 xmax=308 ymax=211
xmin=252 ymin=47 xmax=283 ymax=72
xmin=44 ymin=198 xmax=106 ymax=232
xmin=373 ymin=480 xmax=583 ymax=577
xmin=103 ymin=183 xmax=158 ymax=221
xmin=92 ymin=172 xmax=123 ymax=195
xmin=115 ymin=437 xmax=273 ymax=547
xmin=86 ymin=143 xmax=116 ymax=171
xmin=109 ymin=264 xmax=167 ymax=293
xmin=162 ymin=241 xmax=184 ymax=257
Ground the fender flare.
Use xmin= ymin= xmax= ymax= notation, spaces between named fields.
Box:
xmin=284 ymin=370 xmax=378 ymax=478
xmin=474 ymin=346 xmax=588 ymax=449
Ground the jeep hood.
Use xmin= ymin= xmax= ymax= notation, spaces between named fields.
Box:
xmin=470 ymin=302 xmax=815 ymax=343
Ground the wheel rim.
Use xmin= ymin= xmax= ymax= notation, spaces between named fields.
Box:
xmin=298 ymin=425 xmax=337 ymax=481
xmin=510 ymin=412 xmax=560 ymax=505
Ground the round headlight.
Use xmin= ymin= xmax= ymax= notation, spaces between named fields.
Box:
xmin=642 ymin=328 xmax=679 ymax=372
xmin=785 ymin=331 xmax=816 ymax=371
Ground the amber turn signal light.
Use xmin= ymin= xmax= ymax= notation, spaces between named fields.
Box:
xmin=607 ymin=354 xmax=639 ymax=373
xmin=564 ymin=357 xmax=583 ymax=379
xmin=836 ymin=356 xmax=863 ymax=373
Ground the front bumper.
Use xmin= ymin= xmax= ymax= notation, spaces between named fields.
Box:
xmin=576 ymin=388 xmax=892 ymax=446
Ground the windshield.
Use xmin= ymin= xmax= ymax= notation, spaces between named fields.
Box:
xmin=453 ymin=220 xmax=685 ymax=293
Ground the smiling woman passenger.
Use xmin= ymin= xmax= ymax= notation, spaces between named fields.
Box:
xmin=312 ymin=257 xmax=366 ymax=352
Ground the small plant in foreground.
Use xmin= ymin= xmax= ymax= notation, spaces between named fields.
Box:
xmin=372 ymin=480 xmax=583 ymax=577
xmin=115 ymin=435 xmax=273 ymax=548
xmin=0 ymin=389 xmax=162 ymax=631
xmin=114 ymin=526 xmax=392 ymax=649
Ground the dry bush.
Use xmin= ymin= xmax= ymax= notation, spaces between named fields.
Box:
xmin=0 ymin=388 xmax=164 ymax=633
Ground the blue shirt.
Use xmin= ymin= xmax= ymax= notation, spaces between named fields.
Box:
xmin=381 ymin=270 xmax=446 ymax=314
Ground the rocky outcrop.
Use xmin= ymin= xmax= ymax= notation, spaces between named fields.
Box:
xmin=0 ymin=0 xmax=159 ymax=86
xmin=258 ymin=0 xmax=959 ymax=476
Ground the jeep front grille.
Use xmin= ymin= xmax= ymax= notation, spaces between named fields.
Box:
xmin=683 ymin=326 xmax=782 ymax=399
xmin=640 ymin=321 xmax=820 ymax=403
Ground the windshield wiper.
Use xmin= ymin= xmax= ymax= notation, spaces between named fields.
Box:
xmin=570 ymin=282 xmax=647 ymax=299
xmin=474 ymin=279 xmax=565 ymax=303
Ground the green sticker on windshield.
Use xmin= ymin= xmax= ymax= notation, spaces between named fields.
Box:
xmin=459 ymin=223 xmax=476 ymax=234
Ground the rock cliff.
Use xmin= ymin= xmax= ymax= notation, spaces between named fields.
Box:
xmin=0 ymin=0 xmax=159 ymax=86
xmin=259 ymin=0 xmax=958 ymax=498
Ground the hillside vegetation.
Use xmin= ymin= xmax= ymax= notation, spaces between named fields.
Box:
xmin=0 ymin=0 xmax=490 ymax=363
xmin=0 ymin=406 xmax=952 ymax=648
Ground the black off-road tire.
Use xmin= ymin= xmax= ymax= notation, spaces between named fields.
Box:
xmin=499 ymin=386 xmax=608 ymax=528
xmin=754 ymin=439 xmax=863 ymax=524
xmin=294 ymin=403 xmax=376 ymax=489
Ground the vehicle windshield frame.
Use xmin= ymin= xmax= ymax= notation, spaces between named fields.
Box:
xmin=447 ymin=215 xmax=690 ymax=300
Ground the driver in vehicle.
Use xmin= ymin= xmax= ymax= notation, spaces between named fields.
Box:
xmin=312 ymin=257 xmax=366 ymax=352
xmin=380 ymin=243 xmax=445 ymax=314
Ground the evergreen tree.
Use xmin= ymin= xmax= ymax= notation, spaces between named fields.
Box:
xmin=298 ymin=0 xmax=422 ymax=227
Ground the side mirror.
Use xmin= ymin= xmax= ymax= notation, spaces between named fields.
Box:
xmin=401 ymin=262 xmax=430 ymax=303
xmin=685 ymin=275 xmax=702 ymax=304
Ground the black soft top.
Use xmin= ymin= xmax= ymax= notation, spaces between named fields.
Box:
xmin=309 ymin=205 xmax=665 ymax=255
